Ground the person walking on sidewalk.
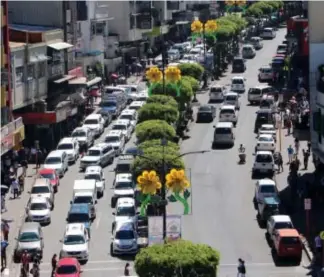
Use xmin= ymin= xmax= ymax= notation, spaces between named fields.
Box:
xmin=286 ymin=118 xmax=292 ymax=135
xmin=1 ymin=238 xmax=9 ymax=269
xmin=287 ymin=145 xmax=294 ymax=164
xmin=11 ymin=177 xmax=20 ymax=199
xmin=51 ymin=254 xmax=57 ymax=277
xmin=124 ymin=263 xmax=130 ymax=276
xmin=237 ymin=258 xmax=246 ymax=277
xmin=1 ymin=220 xmax=9 ymax=241
xmin=302 ymin=149 xmax=310 ymax=170
xmin=315 ymin=234 xmax=322 ymax=256
xmin=21 ymin=158 xmax=28 ymax=177
xmin=294 ymin=138 xmax=300 ymax=155
xmin=18 ymin=174 xmax=25 ymax=194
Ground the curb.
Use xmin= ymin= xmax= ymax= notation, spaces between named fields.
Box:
xmin=300 ymin=235 xmax=314 ymax=262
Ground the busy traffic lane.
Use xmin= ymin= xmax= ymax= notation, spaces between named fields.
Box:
xmin=178 ymin=28 xmax=309 ymax=275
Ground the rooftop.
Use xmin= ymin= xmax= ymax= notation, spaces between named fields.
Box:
xmin=9 ymin=24 xmax=60 ymax=32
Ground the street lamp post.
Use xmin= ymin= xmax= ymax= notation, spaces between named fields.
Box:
xmin=133 ymin=145 xmax=210 ymax=240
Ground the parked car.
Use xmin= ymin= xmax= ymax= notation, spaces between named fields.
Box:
xmin=196 ymin=105 xmax=216 ymax=123
xmin=232 ymin=57 xmax=246 ymax=73
xmin=38 ymin=168 xmax=60 ymax=193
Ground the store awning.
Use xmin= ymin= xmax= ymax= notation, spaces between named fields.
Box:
xmin=54 ymin=75 xmax=75 ymax=84
xmin=69 ymin=77 xmax=87 ymax=85
xmin=86 ymin=77 xmax=102 ymax=87
xmin=48 ymin=42 xmax=73 ymax=51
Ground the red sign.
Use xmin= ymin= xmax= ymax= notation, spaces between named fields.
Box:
xmin=15 ymin=112 xmax=57 ymax=125
xmin=69 ymin=67 xmax=84 ymax=78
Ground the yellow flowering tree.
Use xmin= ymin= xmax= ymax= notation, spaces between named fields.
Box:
xmin=225 ymin=0 xmax=247 ymax=13
xmin=137 ymin=170 xmax=162 ymax=215
xmin=190 ymin=20 xmax=203 ymax=43
xmin=166 ymin=169 xmax=191 ymax=215
xmin=146 ymin=67 xmax=163 ymax=96
xmin=165 ymin=66 xmax=182 ymax=96
xmin=191 ymin=19 xmax=218 ymax=45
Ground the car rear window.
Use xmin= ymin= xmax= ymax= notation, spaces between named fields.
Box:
xmin=256 ymin=154 xmax=272 ymax=163
xmin=215 ymin=128 xmax=231 ymax=134
xmin=281 ymin=237 xmax=300 ymax=245
xmin=249 ymin=88 xmax=261 ymax=95
xmin=232 ymin=79 xmax=243 ymax=84
xmin=233 ymin=60 xmax=243 ymax=67
xmin=210 ymin=88 xmax=222 ymax=93
xmin=220 ymin=109 xmax=235 ymax=115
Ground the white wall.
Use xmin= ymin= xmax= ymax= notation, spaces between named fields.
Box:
xmin=11 ymin=48 xmax=25 ymax=110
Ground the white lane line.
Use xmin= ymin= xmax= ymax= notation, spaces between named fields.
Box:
xmin=95 ymin=212 xmax=101 ymax=229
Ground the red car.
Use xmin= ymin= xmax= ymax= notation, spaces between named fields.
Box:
xmin=38 ymin=168 xmax=60 ymax=192
xmin=55 ymin=258 xmax=81 ymax=277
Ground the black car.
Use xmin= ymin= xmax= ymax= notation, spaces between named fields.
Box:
xmin=232 ymin=57 xmax=246 ymax=73
xmin=254 ymin=109 xmax=274 ymax=133
xmin=196 ymin=105 xmax=216 ymax=122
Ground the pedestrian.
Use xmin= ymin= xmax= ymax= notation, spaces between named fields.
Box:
xmin=21 ymin=250 xmax=30 ymax=276
xmin=11 ymin=177 xmax=19 ymax=199
xmin=1 ymin=220 xmax=9 ymax=241
xmin=21 ymin=158 xmax=28 ymax=177
xmin=315 ymin=234 xmax=322 ymax=256
xmin=278 ymin=152 xmax=284 ymax=172
xmin=287 ymin=145 xmax=294 ymax=164
xmin=36 ymin=148 xmax=42 ymax=169
xmin=307 ymin=140 xmax=311 ymax=152
xmin=1 ymin=237 xmax=9 ymax=269
xmin=286 ymin=118 xmax=292 ymax=135
xmin=51 ymin=254 xmax=57 ymax=277
xmin=124 ymin=262 xmax=130 ymax=276
xmin=4 ymin=156 xmax=11 ymax=172
xmin=237 ymin=258 xmax=246 ymax=277
xmin=302 ymin=149 xmax=310 ymax=170
xmin=294 ymin=138 xmax=300 ymax=155
xmin=30 ymin=146 xmax=37 ymax=163
xmin=18 ymin=174 xmax=25 ymax=194
xmin=1 ymin=195 xmax=6 ymax=213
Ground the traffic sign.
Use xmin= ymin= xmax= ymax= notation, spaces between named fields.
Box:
xmin=320 ymin=231 xmax=324 ymax=240
xmin=304 ymin=198 xmax=311 ymax=210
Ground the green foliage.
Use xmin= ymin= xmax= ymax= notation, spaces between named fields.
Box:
xmin=137 ymin=103 xmax=179 ymax=124
xmin=266 ymin=1 xmax=283 ymax=9
xmin=246 ymin=1 xmax=280 ymax=17
xmin=135 ymin=120 xmax=176 ymax=143
xmin=245 ymin=6 xmax=263 ymax=17
xmin=223 ymin=15 xmax=248 ymax=31
xmin=138 ymin=139 xmax=180 ymax=151
xmin=146 ymin=94 xmax=178 ymax=109
xmin=134 ymin=240 xmax=220 ymax=277
xmin=255 ymin=2 xmax=274 ymax=14
xmin=181 ymin=76 xmax=199 ymax=93
xmin=178 ymin=63 xmax=204 ymax=80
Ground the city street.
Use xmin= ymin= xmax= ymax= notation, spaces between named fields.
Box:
xmin=2 ymin=30 xmax=312 ymax=277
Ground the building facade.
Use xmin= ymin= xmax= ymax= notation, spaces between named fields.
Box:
xmin=309 ymin=1 xmax=324 ymax=165
xmin=1 ymin=0 xmax=25 ymax=156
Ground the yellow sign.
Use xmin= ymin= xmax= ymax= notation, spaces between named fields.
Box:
xmin=320 ymin=231 xmax=324 ymax=240
xmin=13 ymin=125 xmax=25 ymax=147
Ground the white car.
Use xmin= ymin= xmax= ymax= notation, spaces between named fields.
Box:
xmin=105 ymin=130 xmax=125 ymax=156
xmin=30 ymin=178 xmax=55 ymax=209
xmin=71 ymin=127 xmax=94 ymax=148
xmin=43 ymin=150 xmax=68 ymax=177
xmin=259 ymin=124 xmax=276 ymax=141
xmin=242 ymin=44 xmax=256 ymax=59
xmin=219 ymin=105 xmax=238 ymax=126
xmin=80 ymin=143 xmax=115 ymax=170
xmin=117 ymin=84 xmax=147 ymax=103
xmin=111 ymin=173 xmax=135 ymax=208
xmin=255 ymin=134 xmax=276 ymax=152
xmin=60 ymin=223 xmax=89 ymax=263
xmin=209 ymin=85 xmax=226 ymax=102
xmin=136 ymin=92 xmax=148 ymax=102
xmin=252 ymin=151 xmax=275 ymax=177
xmin=254 ymin=178 xmax=278 ymax=204
xmin=189 ymin=47 xmax=203 ymax=55
xmin=112 ymin=198 xmax=138 ymax=231
xmin=111 ymin=220 xmax=138 ymax=256
xmin=267 ymin=215 xmax=294 ymax=236
xmin=82 ymin=114 xmax=104 ymax=137
xmin=84 ymin=166 xmax=106 ymax=197
xmin=57 ymin=137 xmax=79 ymax=163
xmin=111 ymin=120 xmax=132 ymax=142
xmin=258 ymin=66 xmax=273 ymax=82
xmin=231 ymin=76 xmax=246 ymax=93
xmin=128 ymin=101 xmax=145 ymax=111
xmin=26 ymin=196 xmax=51 ymax=224
xmin=224 ymin=92 xmax=240 ymax=110
xmin=260 ymin=27 xmax=276 ymax=39
xmin=119 ymin=110 xmax=137 ymax=131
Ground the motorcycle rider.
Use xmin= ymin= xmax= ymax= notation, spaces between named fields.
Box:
xmin=238 ymin=144 xmax=246 ymax=153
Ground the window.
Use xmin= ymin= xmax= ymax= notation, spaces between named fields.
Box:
xmin=15 ymin=66 xmax=24 ymax=85
xmin=27 ymin=65 xmax=35 ymax=80
xmin=38 ymin=62 xmax=46 ymax=78
xmin=91 ymin=22 xmax=105 ymax=36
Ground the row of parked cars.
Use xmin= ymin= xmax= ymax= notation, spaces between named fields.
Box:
xmin=13 ymin=83 xmax=148 ymax=272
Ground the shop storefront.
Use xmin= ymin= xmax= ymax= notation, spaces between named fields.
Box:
xmin=1 ymin=117 xmax=25 ymax=156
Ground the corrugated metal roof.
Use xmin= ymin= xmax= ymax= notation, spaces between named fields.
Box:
xmin=9 ymin=24 xmax=60 ymax=32
xmin=9 ymin=41 xmax=26 ymax=48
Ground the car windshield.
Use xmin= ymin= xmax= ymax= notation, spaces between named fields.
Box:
xmin=115 ymin=230 xmax=135 ymax=240
xmin=249 ymin=88 xmax=261 ymax=95
xmin=64 ymin=235 xmax=85 ymax=245
xmin=56 ymin=265 xmax=77 ymax=275
xmin=84 ymin=119 xmax=98 ymax=125
xmin=232 ymin=79 xmax=243 ymax=84
xmin=68 ymin=213 xmax=90 ymax=223
xmin=215 ymin=128 xmax=231 ymax=134
xmin=72 ymin=131 xmax=86 ymax=137
xmin=113 ymin=124 xmax=127 ymax=130
xmin=116 ymin=164 xmax=131 ymax=172
xmin=275 ymin=222 xmax=293 ymax=229
xmin=45 ymin=157 xmax=61 ymax=164
xmin=225 ymin=96 xmax=237 ymax=101
xmin=116 ymin=206 xmax=135 ymax=216
xmin=74 ymin=196 xmax=93 ymax=204
xmin=278 ymin=46 xmax=286 ymax=51
xmin=262 ymin=68 xmax=272 ymax=73
xmin=106 ymin=136 xmax=120 ymax=143
xmin=259 ymin=136 xmax=273 ymax=142
xmin=115 ymin=182 xmax=132 ymax=189
xmin=19 ymin=232 xmax=39 ymax=242
xmin=120 ymin=114 xmax=133 ymax=121
xmin=256 ymin=154 xmax=272 ymax=163
xmin=30 ymin=203 xmax=47 ymax=210
xmin=260 ymin=185 xmax=276 ymax=193
xmin=220 ymin=109 xmax=234 ymax=115
xmin=87 ymin=149 xmax=100 ymax=156
xmin=261 ymin=126 xmax=274 ymax=131
xmin=57 ymin=143 xmax=73 ymax=150
xmin=125 ymin=148 xmax=138 ymax=155
xmin=31 ymin=186 xmax=50 ymax=194
xmin=100 ymin=101 xmax=116 ymax=107
xmin=210 ymin=88 xmax=222 ymax=93
xmin=199 ymin=106 xmax=211 ymax=112
xmin=40 ymin=173 xmax=55 ymax=180
xmin=85 ymin=174 xmax=101 ymax=181
xmin=233 ymin=60 xmax=243 ymax=66
xmin=281 ymin=237 xmax=300 ymax=245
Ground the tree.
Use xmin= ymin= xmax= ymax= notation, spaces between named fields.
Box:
xmin=178 ymin=63 xmax=204 ymax=81
xmin=135 ymin=120 xmax=176 ymax=143
xmin=134 ymin=240 xmax=220 ymax=277
xmin=181 ymin=76 xmax=199 ymax=93
xmin=138 ymin=139 xmax=180 ymax=151
xmin=146 ymin=95 xmax=178 ymax=110
xmin=255 ymin=2 xmax=274 ymax=15
xmin=138 ymin=103 xmax=179 ymax=124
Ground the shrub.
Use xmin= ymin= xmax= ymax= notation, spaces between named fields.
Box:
xmin=135 ymin=240 xmax=220 ymax=277
xmin=146 ymin=94 xmax=178 ymax=109
xmin=135 ymin=120 xmax=176 ymax=143
xmin=224 ymin=15 xmax=247 ymax=31
xmin=245 ymin=5 xmax=263 ymax=17
xmin=138 ymin=139 xmax=180 ymax=151
xmin=137 ymin=103 xmax=179 ymax=124
xmin=182 ymin=76 xmax=200 ymax=93
xmin=178 ymin=63 xmax=204 ymax=80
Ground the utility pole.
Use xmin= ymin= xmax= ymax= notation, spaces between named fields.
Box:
xmin=62 ymin=0 xmax=68 ymax=74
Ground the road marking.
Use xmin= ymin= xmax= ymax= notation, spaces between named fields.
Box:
xmin=95 ymin=212 xmax=101 ymax=229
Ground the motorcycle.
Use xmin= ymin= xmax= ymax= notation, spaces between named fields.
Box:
xmin=238 ymin=153 xmax=246 ymax=164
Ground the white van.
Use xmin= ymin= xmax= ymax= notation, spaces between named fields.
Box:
xmin=213 ymin=122 xmax=235 ymax=147
xmin=82 ymin=114 xmax=104 ymax=137
xmin=224 ymin=92 xmax=240 ymax=110
xmin=44 ymin=150 xmax=69 ymax=178
xmin=57 ymin=137 xmax=79 ymax=163
xmin=248 ymin=85 xmax=273 ymax=104
xmin=260 ymin=28 xmax=276 ymax=39
xmin=242 ymin=44 xmax=256 ymax=59
xmin=219 ymin=105 xmax=238 ymax=126
xmin=209 ymin=85 xmax=226 ymax=102
xmin=231 ymin=76 xmax=246 ymax=93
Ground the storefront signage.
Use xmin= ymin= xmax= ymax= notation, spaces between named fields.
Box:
xmin=1 ymin=117 xmax=25 ymax=155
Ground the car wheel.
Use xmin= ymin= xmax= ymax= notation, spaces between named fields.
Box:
xmin=110 ymin=243 xmax=115 ymax=257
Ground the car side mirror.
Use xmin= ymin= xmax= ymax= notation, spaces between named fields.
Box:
xmin=66 ymin=218 xmax=68 ymax=222
xmin=112 ymin=212 xmax=116 ymax=215
xmin=95 ymin=200 xmax=98 ymax=204
xmin=136 ymin=212 xmax=140 ymax=215
xmin=70 ymin=201 xmax=72 ymax=204
xmin=102 ymin=178 xmax=105 ymax=181
xmin=213 ymin=125 xmax=216 ymax=128
xmin=59 ymin=239 xmax=63 ymax=243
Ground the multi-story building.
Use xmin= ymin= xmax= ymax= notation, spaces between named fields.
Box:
xmin=1 ymin=0 xmax=25 ymax=157
xmin=309 ymin=1 xmax=324 ymax=167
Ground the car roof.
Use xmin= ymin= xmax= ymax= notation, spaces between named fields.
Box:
xmin=260 ymin=65 xmax=272 ymax=69
xmin=73 ymin=126 xmax=89 ymax=132
xmin=115 ymin=173 xmax=133 ymax=182
xmin=33 ymin=178 xmax=50 ymax=187
xmin=30 ymin=196 xmax=48 ymax=203
xmin=210 ymin=84 xmax=223 ymax=88
xmin=47 ymin=150 xmax=65 ymax=157
xmin=117 ymin=155 xmax=134 ymax=163
xmin=85 ymin=114 xmax=101 ymax=119
xmin=89 ymin=143 xmax=109 ymax=150
xmin=215 ymin=122 xmax=233 ymax=128
xmin=243 ymin=44 xmax=253 ymax=47
xmin=121 ymin=109 xmax=136 ymax=114
xmin=232 ymin=76 xmax=244 ymax=79
xmin=20 ymin=222 xmax=40 ymax=233
xmin=85 ymin=166 xmax=102 ymax=174
xmin=116 ymin=197 xmax=135 ymax=206
xmin=225 ymin=92 xmax=238 ymax=96
xmin=65 ymin=223 xmax=85 ymax=235
xmin=277 ymin=229 xmax=299 ymax=237
xmin=221 ymin=105 xmax=236 ymax=110
xmin=256 ymin=151 xmax=273 ymax=155
xmin=58 ymin=137 xmax=75 ymax=144
xmin=58 ymin=257 xmax=79 ymax=267
xmin=261 ymin=124 xmax=275 ymax=128
xmin=253 ymin=85 xmax=272 ymax=89
xmin=258 ymin=178 xmax=276 ymax=186
xmin=114 ymin=119 xmax=130 ymax=124
xmin=257 ymin=108 xmax=272 ymax=113
xmin=130 ymin=101 xmax=144 ymax=106
xmin=107 ymin=130 xmax=122 ymax=136
xmin=38 ymin=168 xmax=56 ymax=174
xmin=272 ymin=215 xmax=292 ymax=223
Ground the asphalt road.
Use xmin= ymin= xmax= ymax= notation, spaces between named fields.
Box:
xmin=4 ymin=29 xmax=311 ymax=277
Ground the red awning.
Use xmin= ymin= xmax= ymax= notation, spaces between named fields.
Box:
xmin=14 ymin=112 xmax=57 ymax=125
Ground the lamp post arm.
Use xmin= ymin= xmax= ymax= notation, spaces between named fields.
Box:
xmin=172 ymin=150 xmax=210 ymax=162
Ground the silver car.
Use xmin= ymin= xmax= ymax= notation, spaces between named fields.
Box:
xmin=14 ymin=222 xmax=44 ymax=262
